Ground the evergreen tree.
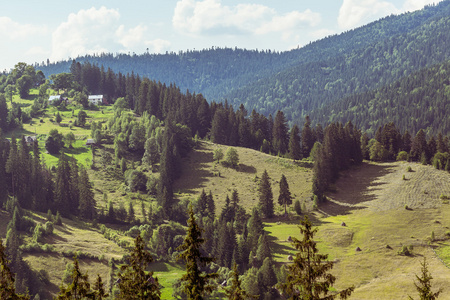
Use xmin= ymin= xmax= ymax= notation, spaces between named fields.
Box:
xmin=117 ymin=235 xmax=160 ymax=299
xmin=278 ymin=174 xmax=293 ymax=215
xmin=0 ymin=240 xmax=29 ymax=300
xmin=272 ymin=110 xmax=289 ymax=155
xmin=301 ymin=116 xmax=315 ymax=158
xmin=78 ymin=166 xmax=95 ymax=220
xmin=408 ymin=257 xmax=442 ymax=300
xmin=247 ymin=208 xmax=264 ymax=253
xmin=288 ymin=125 xmax=302 ymax=160
xmin=177 ymin=206 xmax=218 ymax=300
xmin=225 ymin=147 xmax=239 ymax=168
xmin=55 ymin=256 xmax=93 ymax=300
xmin=206 ymin=191 xmax=215 ymax=219
xmin=258 ymin=170 xmax=274 ymax=218
xmin=279 ymin=216 xmax=354 ymax=299
xmin=225 ymin=263 xmax=257 ymax=300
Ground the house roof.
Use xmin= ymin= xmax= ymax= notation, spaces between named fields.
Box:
xmin=88 ymin=95 xmax=103 ymax=99
xmin=49 ymin=95 xmax=60 ymax=100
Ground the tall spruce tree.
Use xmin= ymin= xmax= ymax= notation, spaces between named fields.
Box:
xmin=0 ymin=240 xmax=29 ymax=300
xmin=288 ymin=124 xmax=302 ymax=160
xmin=55 ymin=257 xmax=93 ymax=300
xmin=258 ymin=170 xmax=274 ymax=218
xmin=225 ymin=263 xmax=258 ymax=300
xmin=278 ymin=174 xmax=293 ymax=215
xmin=279 ymin=216 xmax=354 ymax=299
xmin=177 ymin=206 xmax=218 ymax=300
xmin=117 ymin=235 xmax=160 ymax=299
xmin=78 ymin=166 xmax=95 ymax=220
xmin=272 ymin=110 xmax=289 ymax=155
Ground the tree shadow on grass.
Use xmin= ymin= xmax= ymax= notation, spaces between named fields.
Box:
xmin=237 ymin=163 xmax=256 ymax=174
xmin=321 ymin=162 xmax=396 ymax=216
xmin=174 ymin=143 xmax=214 ymax=194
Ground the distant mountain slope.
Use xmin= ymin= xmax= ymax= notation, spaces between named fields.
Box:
xmin=226 ymin=1 xmax=450 ymax=124
xmin=309 ymin=59 xmax=450 ymax=136
xmin=38 ymin=1 xmax=450 ymax=125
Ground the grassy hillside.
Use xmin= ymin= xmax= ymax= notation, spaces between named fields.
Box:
xmin=314 ymin=161 xmax=450 ymax=299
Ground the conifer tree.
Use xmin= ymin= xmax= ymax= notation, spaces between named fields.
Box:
xmin=206 ymin=191 xmax=215 ymax=219
xmin=225 ymin=263 xmax=257 ymax=300
xmin=279 ymin=216 xmax=354 ymax=299
xmin=278 ymin=174 xmax=293 ymax=216
xmin=177 ymin=206 xmax=218 ymax=300
xmin=258 ymin=170 xmax=274 ymax=218
xmin=247 ymin=208 xmax=264 ymax=253
xmin=0 ymin=240 xmax=29 ymax=300
xmin=117 ymin=235 xmax=160 ymax=299
xmin=301 ymin=116 xmax=315 ymax=158
xmin=288 ymin=124 xmax=302 ymax=160
xmin=272 ymin=110 xmax=289 ymax=155
xmin=78 ymin=166 xmax=95 ymax=220
xmin=92 ymin=274 xmax=108 ymax=299
xmin=55 ymin=256 xmax=93 ymax=300
xmin=408 ymin=257 xmax=442 ymax=300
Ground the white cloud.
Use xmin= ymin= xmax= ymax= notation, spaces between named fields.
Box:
xmin=338 ymin=0 xmax=400 ymax=30
xmin=145 ymin=39 xmax=172 ymax=53
xmin=51 ymin=6 xmax=170 ymax=61
xmin=0 ymin=17 xmax=47 ymax=39
xmin=172 ymin=0 xmax=320 ymax=37
xmin=403 ymin=0 xmax=443 ymax=11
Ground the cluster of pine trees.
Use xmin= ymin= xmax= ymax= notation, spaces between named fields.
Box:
xmin=0 ymin=133 xmax=96 ymax=220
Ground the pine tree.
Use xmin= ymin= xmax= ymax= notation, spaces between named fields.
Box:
xmin=288 ymin=124 xmax=302 ymax=160
xmin=301 ymin=116 xmax=315 ymax=158
xmin=279 ymin=216 xmax=354 ymax=299
xmin=78 ymin=166 xmax=95 ymax=220
xmin=55 ymin=256 xmax=93 ymax=300
xmin=278 ymin=174 xmax=293 ymax=216
xmin=272 ymin=110 xmax=289 ymax=155
xmin=117 ymin=235 xmax=160 ymax=299
xmin=177 ymin=206 xmax=218 ymax=300
xmin=408 ymin=257 xmax=442 ymax=300
xmin=258 ymin=170 xmax=274 ymax=218
xmin=225 ymin=263 xmax=258 ymax=300
xmin=247 ymin=208 xmax=264 ymax=253
xmin=0 ymin=240 xmax=29 ymax=300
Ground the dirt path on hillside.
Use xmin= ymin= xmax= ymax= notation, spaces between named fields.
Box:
xmin=323 ymin=161 xmax=450 ymax=214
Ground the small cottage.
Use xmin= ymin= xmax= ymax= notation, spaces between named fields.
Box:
xmin=48 ymin=95 xmax=61 ymax=105
xmin=88 ymin=95 xmax=104 ymax=106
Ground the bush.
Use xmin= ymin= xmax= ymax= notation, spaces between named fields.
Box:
xmin=406 ymin=166 xmax=413 ymax=172
xmin=44 ymin=221 xmax=54 ymax=235
xmin=396 ymin=151 xmax=408 ymax=161
xmin=398 ymin=245 xmax=411 ymax=256
xmin=294 ymin=200 xmax=302 ymax=215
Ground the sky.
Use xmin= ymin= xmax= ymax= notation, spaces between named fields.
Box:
xmin=0 ymin=0 xmax=443 ymax=72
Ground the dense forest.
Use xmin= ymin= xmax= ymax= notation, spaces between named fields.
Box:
xmin=32 ymin=1 xmax=450 ymax=129
xmin=309 ymin=59 xmax=450 ymax=136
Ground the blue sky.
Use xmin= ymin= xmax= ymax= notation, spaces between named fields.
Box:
xmin=0 ymin=0 xmax=442 ymax=71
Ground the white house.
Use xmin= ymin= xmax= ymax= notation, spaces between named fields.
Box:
xmin=48 ymin=95 xmax=60 ymax=105
xmin=88 ymin=95 xmax=104 ymax=106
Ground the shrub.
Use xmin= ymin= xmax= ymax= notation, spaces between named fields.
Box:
xmin=440 ymin=193 xmax=449 ymax=200
xmin=294 ymin=200 xmax=302 ymax=215
xmin=406 ymin=166 xmax=413 ymax=172
xmin=44 ymin=221 xmax=54 ymax=235
xmin=398 ymin=245 xmax=411 ymax=256
xmin=402 ymin=174 xmax=406 ymax=180
xmin=396 ymin=151 xmax=408 ymax=161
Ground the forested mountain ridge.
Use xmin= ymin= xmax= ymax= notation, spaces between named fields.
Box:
xmin=227 ymin=1 xmax=450 ymax=124
xmin=309 ymin=58 xmax=450 ymax=136
xmin=37 ymin=1 xmax=450 ymax=124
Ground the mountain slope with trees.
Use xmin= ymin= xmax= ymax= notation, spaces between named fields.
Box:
xmin=33 ymin=1 xmax=450 ymax=127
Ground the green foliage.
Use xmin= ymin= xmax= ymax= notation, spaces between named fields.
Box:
xmin=0 ymin=240 xmax=30 ymax=299
xmin=176 ymin=206 xmax=218 ymax=300
xmin=225 ymin=147 xmax=239 ymax=168
xmin=278 ymin=174 xmax=292 ymax=215
xmin=258 ymin=170 xmax=274 ymax=218
xmin=213 ymin=148 xmax=224 ymax=163
xmin=117 ymin=235 xmax=160 ymax=299
xmin=294 ymin=200 xmax=302 ymax=215
xmin=408 ymin=258 xmax=442 ymax=300
xmin=45 ymin=129 xmax=64 ymax=155
xmin=279 ymin=216 xmax=354 ymax=299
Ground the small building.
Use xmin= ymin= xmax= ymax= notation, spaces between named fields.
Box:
xmin=48 ymin=95 xmax=61 ymax=105
xmin=24 ymin=136 xmax=37 ymax=147
xmin=88 ymin=95 xmax=104 ymax=106
xmin=85 ymin=139 xmax=95 ymax=146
